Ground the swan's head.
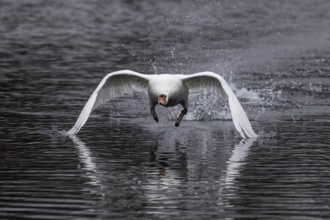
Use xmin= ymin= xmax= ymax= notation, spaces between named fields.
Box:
xmin=158 ymin=94 xmax=168 ymax=105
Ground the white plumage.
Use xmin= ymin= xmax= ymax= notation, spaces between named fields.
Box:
xmin=67 ymin=70 xmax=257 ymax=138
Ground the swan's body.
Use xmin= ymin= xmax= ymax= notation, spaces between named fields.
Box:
xmin=67 ymin=70 xmax=257 ymax=138
xmin=148 ymin=74 xmax=188 ymax=107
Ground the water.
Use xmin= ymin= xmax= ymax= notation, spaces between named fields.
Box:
xmin=1 ymin=0 xmax=330 ymax=219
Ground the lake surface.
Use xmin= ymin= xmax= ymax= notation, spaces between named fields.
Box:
xmin=1 ymin=0 xmax=330 ymax=219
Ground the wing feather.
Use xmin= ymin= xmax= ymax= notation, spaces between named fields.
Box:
xmin=181 ymin=71 xmax=257 ymax=138
xmin=67 ymin=70 xmax=149 ymax=135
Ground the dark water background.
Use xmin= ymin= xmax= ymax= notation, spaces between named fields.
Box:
xmin=1 ymin=0 xmax=330 ymax=219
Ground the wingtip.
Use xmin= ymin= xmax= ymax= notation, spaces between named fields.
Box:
xmin=66 ymin=127 xmax=78 ymax=135
xmin=248 ymin=133 xmax=258 ymax=138
xmin=66 ymin=130 xmax=74 ymax=135
xmin=245 ymin=129 xmax=258 ymax=138
xmin=241 ymin=128 xmax=258 ymax=139
xmin=239 ymin=132 xmax=257 ymax=139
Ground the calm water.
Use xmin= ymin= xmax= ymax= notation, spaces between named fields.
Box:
xmin=1 ymin=0 xmax=330 ymax=219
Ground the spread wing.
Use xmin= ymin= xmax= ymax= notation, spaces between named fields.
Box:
xmin=67 ymin=70 xmax=150 ymax=135
xmin=180 ymin=71 xmax=257 ymax=138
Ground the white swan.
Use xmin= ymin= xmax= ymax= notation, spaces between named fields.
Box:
xmin=67 ymin=70 xmax=257 ymax=138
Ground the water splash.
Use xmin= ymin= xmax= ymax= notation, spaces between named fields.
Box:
xmin=167 ymin=84 xmax=267 ymax=121
xmin=44 ymin=125 xmax=69 ymax=138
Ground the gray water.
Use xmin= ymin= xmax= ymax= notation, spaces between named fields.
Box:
xmin=1 ymin=0 xmax=330 ymax=219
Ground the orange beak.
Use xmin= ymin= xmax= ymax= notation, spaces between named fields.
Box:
xmin=158 ymin=95 xmax=166 ymax=104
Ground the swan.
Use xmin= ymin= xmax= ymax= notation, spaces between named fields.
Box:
xmin=67 ymin=70 xmax=257 ymax=138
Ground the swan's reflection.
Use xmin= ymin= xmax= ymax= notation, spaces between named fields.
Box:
xmin=65 ymin=121 xmax=256 ymax=213
xmin=67 ymin=134 xmax=104 ymax=189
xmin=218 ymin=137 xmax=257 ymax=207
xmin=225 ymin=137 xmax=256 ymax=186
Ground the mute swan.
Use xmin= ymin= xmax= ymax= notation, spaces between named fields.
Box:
xmin=67 ymin=70 xmax=257 ymax=138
